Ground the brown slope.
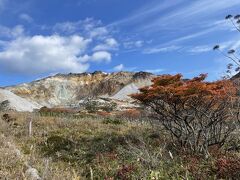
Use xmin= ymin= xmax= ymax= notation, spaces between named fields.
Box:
xmin=7 ymin=71 xmax=155 ymax=107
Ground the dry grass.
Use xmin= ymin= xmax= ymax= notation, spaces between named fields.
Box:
xmin=0 ymin=111 xmax=240 ymax=179
xmin=0 ymin=112 xmax=152 ymax=179
xmin=0 ymin=133 xmax=25 ymax=179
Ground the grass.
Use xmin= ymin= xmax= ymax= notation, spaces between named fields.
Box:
xmin=0 ymin=133 xmax=26 ymax=179
xmin=0 ymin=112 xmax=240 ymax=179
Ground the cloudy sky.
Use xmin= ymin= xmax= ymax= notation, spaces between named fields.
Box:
xmin=0 ymin=0 xmax=240 ymax=86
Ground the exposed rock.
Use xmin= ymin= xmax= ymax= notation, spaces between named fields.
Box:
xmin=133 ymin=71 xmax=153 ymax=79
xmin=7 ymin=71 xmax=155 ymax=108
xmin=25 ymin=168 xmax=41 ymax=180
xmin=111 ymin=83 xmax=140 ymax=100
xmin=0 ymin=89 xmax=42 ymax=112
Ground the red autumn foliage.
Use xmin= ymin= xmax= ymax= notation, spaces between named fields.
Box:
xmin=39 ymin=106 xmax=78 ymax=114
xmin=215 ymin=155 xmax=240 ymax=178
xmin=97 ymin=111 xmax=112 ymax=117
xmin=131 ymin=74 xmax=237 ymax=157
xmin=183 ymin=155 xmax=203 ymax=178
xmin=117 ymin=109 xmax=142 ymax=120
xmin=116 ymin=164 xmax=135 ymax=180
xmin=131 ymin=74 xmax=235 ymax=104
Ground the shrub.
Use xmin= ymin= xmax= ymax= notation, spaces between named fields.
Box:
xmin=118 ymin=109 xmax=142 ymax=121
xmin=97 ymin=111 xmax=111 ymax=117
xmin=39 ymin=107 xmax=77 ymax=116
xmin=131 ymin=74 xmax=238 ymax=157
xmin=84 ymin=99 xmax=117 ymax=113
xmin=2 ymin=113 xmax=16 ymax=123
xmin=1 ymin=113 xmax=17 ymax=127
xmin=84 ymin=100 xmax=99 ymax=113
xmin=100 ymin=102 xmax=117 ymax=112
xmin=0 ymin=100 xmax=11 ymax=111
xmin=102 ymin=118 xmax=123 ymax=125
xmin=41 ymin=135 xmax=75 ymax=162
xmin=214 ymin=155 xmax=240 ymax=179
xmin=116 ymin=164 xmax=135 ymax=179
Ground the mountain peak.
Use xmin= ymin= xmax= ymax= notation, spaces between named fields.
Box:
xmin=6 ymin=71 xmax=156 ymax=108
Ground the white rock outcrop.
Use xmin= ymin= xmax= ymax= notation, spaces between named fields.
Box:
xmin=0 ymin=89 xmax=42 ymax=112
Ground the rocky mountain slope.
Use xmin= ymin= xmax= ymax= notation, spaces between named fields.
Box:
xmin=0 ymin=89 xmax=41 ymax=112
xmin=6 ymin=71 xmax=155 ymax=108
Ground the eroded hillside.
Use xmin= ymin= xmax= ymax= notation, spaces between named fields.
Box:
xmin=7 ymin=71 xmax=154 ymax=107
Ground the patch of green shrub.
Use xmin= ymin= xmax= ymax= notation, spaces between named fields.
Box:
xmin=102 ymin=118 xmax=123 ymax=125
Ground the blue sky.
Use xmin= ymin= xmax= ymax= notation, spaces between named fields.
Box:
xmin=0 ymin=0 xmax=240 ymax=86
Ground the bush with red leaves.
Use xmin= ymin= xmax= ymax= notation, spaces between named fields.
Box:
xmin=215 ymin=156 xmax=240 ymax=179
xmin=97 ymin=111 xmax=112 ymax=117
xmin=116 ymin=164 xmax=135 ymax=180
xmin=39 ymin=106 xmax=77 ymax=114
xmin=131 ymin=74 xmax=238 ymax=157
xmin=117 ymin=109 xmax=142 ymax=121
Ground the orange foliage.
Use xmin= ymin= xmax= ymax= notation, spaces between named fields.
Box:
xmin=131 ymin=74 xmax=236 ymax=105
xmin=131 ymin=74 xmax=238 ymax=156
xmin=215 ymin=156 xmax=240 ymax=178
xmin=97 ymin=111 xmax=112 ymax=117
xmin=117 ymin=109 xmax=142 ymax=120
xmin=39 ymin=107 xmax=77 ymax=114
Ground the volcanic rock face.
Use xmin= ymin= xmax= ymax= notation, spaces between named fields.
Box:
xmin=7 ymin=71 xmax=155 ymax=107
xmin=0 ymin=89 xmax=41 ymax=112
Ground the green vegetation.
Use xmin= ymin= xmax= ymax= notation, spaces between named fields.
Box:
xmin=1 ymin=109 xmax=240 ymax=179
xmin=84 ymin=99 xmax=117 ymax=113
xmin=1 ymin=73 xmax=240 ymax=179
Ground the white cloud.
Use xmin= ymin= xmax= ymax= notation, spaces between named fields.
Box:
xmin=53 ymin=18 xmax=108 ymax=38
xmin=106 ymin=38 xmax=118 ymax=47
xmin=89 ymin=27 xmax=108 ymax=38
xmin=52 ymin=18 xmax=115 ymax=63
xmin=189 ymin=40 xmax=240 ymax=54
xmin=140 ymin=0 xmax=240 ymax=32
xmin=230 ymin=40 xmax=240 ymax=50
xmin=78 ymin=51 xmax=112 ymax=63
xmin=111 ymin=0 xmax=184 ymax=27
xmin=124 ymin=40 xmax=144 ymax=49
xmin=140 ymin=20 xmax=234 ymax=53
xmin=135 ymin=40 xmax=144 ymax=48
xmin=143 ymin=45 xmax=181 ymax=54
xmin=0 ymin=17 xmax=118 ymax=75
xmin=19 ymin=13 xmax=33 ymax=23
xmin=93 ymin=38 xmax=118 ymax=51
xmin=91 ymin=51 xmax=111 ymax=62
xmin=111 ymin=0 xmax=240 ymax=52
xmin=113 ymin=64 xmax=124 ymax=71
xmin=0 ymin=25 xmax=24 ymax=38
xmin=0 ymin=35 xmax=92 ymax=75
xmin=54 ymin=21 xmax=79 ymax=34
xmin=188 ymin=45 xmax=213 ymax=53
xmin=143 ymin=40 xmax=240 ymax=55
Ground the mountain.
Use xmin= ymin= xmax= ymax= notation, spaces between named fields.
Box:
xmin=0 ymin=89 xmax=41 ymax=112
xmin=6 ymin=71 xmax=155 ymax=108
